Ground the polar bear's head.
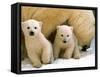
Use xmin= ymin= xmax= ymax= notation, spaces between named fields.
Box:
xmin=56 ymin=25 xmax=73 ymax=43
xmin=21 ymin=19 xmax=42 ymax=38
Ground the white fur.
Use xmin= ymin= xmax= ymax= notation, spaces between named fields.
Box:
xmin=54 ymin=25 xmax=80 ymax=59
xmin=21 ymin=19 xmax=53 ymax=68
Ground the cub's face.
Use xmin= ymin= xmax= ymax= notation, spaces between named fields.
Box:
xmin=56 ymin=25 xmax=73 ymax=43
xmin=21 ymin=19 xmax=42 ymax=38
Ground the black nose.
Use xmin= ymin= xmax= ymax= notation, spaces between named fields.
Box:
xmin=63 ymin=40 xmax=66 ymax=43
xmin=29 ymin=31 xmax=34 ymax=36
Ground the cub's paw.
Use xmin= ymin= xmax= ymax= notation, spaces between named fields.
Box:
xmin=32 ymin=62 xmax=42 ymax=68
xmin=42 ymin=59 xmax=51 ymax=64
xmin=63 ymin=54 xmax=71 ymax=59
xmin=50 ymin=56 xmax=54 ymax=63
xmin=73 ymin=53 xmax=80 ymax=59
xmin=42 ymin=55 xmax=53 ymax=64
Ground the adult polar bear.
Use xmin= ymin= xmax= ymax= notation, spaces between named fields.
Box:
xmin=21 ymin=7 xmax=95 ymax=46
xmin=21 ymin=7 xmax=95 ymax=59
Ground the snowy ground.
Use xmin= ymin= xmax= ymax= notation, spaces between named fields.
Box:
xmin=21 ymin=51 xmax=95 ymax=71
xmin=21 ymin=38 xmax=95 ymax=71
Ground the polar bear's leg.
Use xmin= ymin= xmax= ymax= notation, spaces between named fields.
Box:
xmin=50 ymin=52 xmax=54 ymax=63
xmin=53 ymin=46 xmax=60 ymax=59
xmin=73 ymin=36 xmax=80 ymax=59
xmin=73 ymin=45 xmax=80 ymax=59
xmin=28 ymin=52 xmax=42 ymax=68
xmin=63 ymin=47 xmax=74 ymax=59
xmin=42 ymin=46 xmax=53 ymax=64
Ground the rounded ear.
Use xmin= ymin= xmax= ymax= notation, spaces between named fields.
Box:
xmin=57 ymin=26 xmax=61 ymax=30
xmin=21 ymin=22 xmax=25 ymax=26
xmin=39 ymin=21 xmax=42 ymax=28
xmin=21 ymin=22 xmax=25 ymax=32
xmin=70 ymin=26 xmax=73 ymax=31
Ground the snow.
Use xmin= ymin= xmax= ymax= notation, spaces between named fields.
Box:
xmin=21 ymin=38 xmax=95 ymax=71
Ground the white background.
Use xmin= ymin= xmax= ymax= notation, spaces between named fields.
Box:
xmin=0 ymin=0 xmax=99 ymax=77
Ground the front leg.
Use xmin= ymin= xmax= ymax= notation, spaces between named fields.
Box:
xmin=73 ymin=45 xmax=80 ymax=59
xmin=27 ymin=51 xmax=42 ymax=68
xmin=73 ymin=34 xmax=80 ymax=59
xmin=53 ymin=45 xmax=60 ymax=60
xmin=42 ymin=45 xmax=53 ymax=64
xmin=63 ymin=47 xmax=74 ymax=59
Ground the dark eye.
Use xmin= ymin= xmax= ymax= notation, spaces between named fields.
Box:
xmin=61 ymin=34 xmax=63 ymax=37
xmin=67 ymin=35 xmax=69 ymax=37
xmin=34 ymin=27 xmax=37 ymax=29
xmin=27 ymin=27 xmax=30 ymax=29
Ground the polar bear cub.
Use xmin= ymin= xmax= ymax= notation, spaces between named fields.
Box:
xmin=21 ymin=19 xmax=53 ymax=68
xmin=53 ymin=25 xmax=80 ymax=59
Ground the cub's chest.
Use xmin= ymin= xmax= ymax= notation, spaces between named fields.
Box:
xmin=25 ymin=38 xmax=42 ymax=52
xmin=60 ymin=42 xmax=70 ymax=49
